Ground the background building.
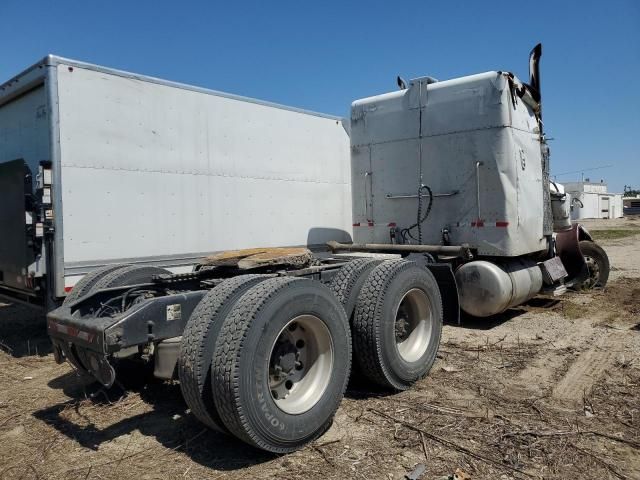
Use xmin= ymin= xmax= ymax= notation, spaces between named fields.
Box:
xmin=623 ymin=196 xmax=640 ymax=216
xmin=563 ymin=180 xmax=624 ymax=220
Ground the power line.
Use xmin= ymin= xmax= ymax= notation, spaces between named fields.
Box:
xmin=552 ymin=164 xmax=613 ymax=179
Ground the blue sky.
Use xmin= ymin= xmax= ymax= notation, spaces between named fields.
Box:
xmin=2 ymin=1 xmax=638 ymax=192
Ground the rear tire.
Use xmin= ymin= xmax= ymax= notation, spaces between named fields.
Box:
xmin=212 ymin=277 xmax=351 ymax=453
xmin=578 ymin=240 xmax=610 ymax=289
xmin=92 ymin=265 xmax=169 ymax=290
xmin=63 ymin=264 xmax=129 ymax=305
xmin=179 ymin=274 xmax=270 ymax=433
xmin=329 ymin=258 xmax=384 ymax=320
xmin=353 ymin=260 xmax=442 ymax=390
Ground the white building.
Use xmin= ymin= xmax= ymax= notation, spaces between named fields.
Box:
xmin=563 ymin=180 xmax=623 ymax=220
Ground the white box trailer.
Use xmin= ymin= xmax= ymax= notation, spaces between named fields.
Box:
xmin=0 ymin=56 xmax=352 ymax=306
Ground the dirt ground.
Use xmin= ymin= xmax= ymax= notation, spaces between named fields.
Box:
xmin=1 ymin=218 xmax=639 ymax=480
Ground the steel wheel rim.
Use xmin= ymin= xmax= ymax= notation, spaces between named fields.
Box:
xmin=584 ymin=255 xmax=600 ymax=288
xmin=394 ymin=288 xmax=433 ymax=363
xmin=268 ymin=315 xmax=334 ymax=415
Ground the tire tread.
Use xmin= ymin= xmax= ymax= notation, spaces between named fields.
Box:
xmin=63 ymin=264 xmax=128 ymax=305
xmin=353 ymin=259 xmax=443 ymax=390
xmin=179 ymin=274 xmax=269 ymax=432
xmin=212 ymin=277 xmax=350 ymax=453
xmin=329 ymin=258 xmax=384 ymax=319
xmin=579 ymin=240 xmax=610 ymax=288
xmin=92 ymin=265 xmax=168 ymax=290
xmin=213 ymin=277 xmax=300 ymax=449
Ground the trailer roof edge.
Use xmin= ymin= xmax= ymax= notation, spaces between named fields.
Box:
xmin=0 ymin=54 xmax=343 ymax=121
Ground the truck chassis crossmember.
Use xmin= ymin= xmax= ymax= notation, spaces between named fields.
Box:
xmin=48 ymin=253 xmax=456 ymax=385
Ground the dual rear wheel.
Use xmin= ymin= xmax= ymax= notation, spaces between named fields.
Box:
xmin=349 ymin=260 xmax=443 ymax=390
xmin=67 ymin=260 xmax=443 ymax=452
xmin=179 ymin=259 xmax=443 ymax=452
xmin=180 ymin=276 xmax=351 ymax=453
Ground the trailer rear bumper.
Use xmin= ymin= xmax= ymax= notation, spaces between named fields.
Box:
xmin=47 ymin=289 xmax=207 ymax=386
xmin=48 ymin=304 xmax=122 ymax=387
xmin=50 ymin=336 xmax=117 ymax=387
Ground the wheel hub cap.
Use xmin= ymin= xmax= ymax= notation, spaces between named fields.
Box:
xmin=394 ymin=288 xmax=433 ymax=363
xmin=268 ymin=315 xmax=334 ymax=414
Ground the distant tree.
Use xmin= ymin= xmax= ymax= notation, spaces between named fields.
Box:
xmin=624 ymin=185 xmax=640 ymax=197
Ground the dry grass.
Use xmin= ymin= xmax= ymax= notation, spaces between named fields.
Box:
xmin=590 ymin=229 xmax=640 ymax=241
xmin=560 ymin=301 xmax=588 ymax=319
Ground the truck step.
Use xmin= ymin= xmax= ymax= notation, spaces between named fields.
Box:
xmin=541 ymin=284 xmax=568 ymax=296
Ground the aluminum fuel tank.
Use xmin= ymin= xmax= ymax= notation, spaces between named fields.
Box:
xmin=455 ymin=259 xmax=543 ymax=317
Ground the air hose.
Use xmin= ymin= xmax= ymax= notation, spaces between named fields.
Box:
xmin=400 ymin=184 xmax=433 ymax=244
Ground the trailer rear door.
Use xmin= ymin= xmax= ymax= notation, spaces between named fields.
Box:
xmin=0 ymin=85 xmax=50 ymax=295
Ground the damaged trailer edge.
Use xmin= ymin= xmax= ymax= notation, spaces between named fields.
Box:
xmin=45 ymin=43 xmax=610 ymax=453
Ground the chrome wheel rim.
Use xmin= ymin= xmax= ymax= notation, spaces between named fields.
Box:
xmin=268 ymin=315 xmax=334 ymax=415
xmin=394 ymin=288 xmax=433 ymax=362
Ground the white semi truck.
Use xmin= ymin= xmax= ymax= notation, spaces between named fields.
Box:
xmin=2 ymin=45 xmax=609 ymax=453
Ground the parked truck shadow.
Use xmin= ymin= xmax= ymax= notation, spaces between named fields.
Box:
xmin=452 ymin=297 xmax=562 ymax=331
xmin=40 ymin=364 xmax=396 ymax=466
xmin=455 ymin=308 xmax=526 ymax=330
xmin=36 ymin=371 xmax=274 ymax=470
xmin=0 ymin=300 xmax=52 ymax=357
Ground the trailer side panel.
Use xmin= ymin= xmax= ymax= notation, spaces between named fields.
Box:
xmin=55 ymin=64 xmax=352 ymax=286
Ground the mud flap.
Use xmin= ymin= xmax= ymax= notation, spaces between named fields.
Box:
xmin=52 ymin=339 xmax=85 ymax=371
xmin=52 ymin=338 xmax=116 ymax=387
xmin=426 ymin=264 xmax=460 ymax=325
xmin=555 ymin=223 xmax=589 ymax=287
xmin=75 ymin=348 xmax=116 ymax=388
xmin=405 ymin=254 xmax=460 ymax=325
